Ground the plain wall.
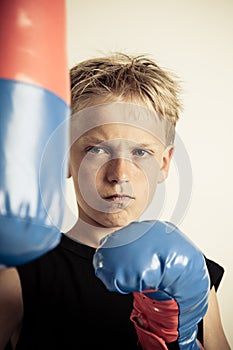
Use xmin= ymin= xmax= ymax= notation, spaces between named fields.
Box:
xmin=63 ymin=0 xmax=233 ymax=346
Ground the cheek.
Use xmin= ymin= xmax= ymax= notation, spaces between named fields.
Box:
xmin=70 ymin=157 xmax=95 ymax=200
xmin=76 ymin=153 xmax=107 ymax=186
xmin=136 ymin=160 xmax=161 ymax=204
xmin=76 ymin=164 xmax=98 ymax=196
xmin=137 ymin=158 xmax=161 ymax=185
xmin=136 ymin=172 xmax=157 ymax=201
xmin=74 ymin=161 xmax=111 ymax=213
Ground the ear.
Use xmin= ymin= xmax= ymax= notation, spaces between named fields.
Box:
xmin=67 ymin=160 xmax=72 ymax=178
xmin=157 ymin=145 xmax=174 ymax=184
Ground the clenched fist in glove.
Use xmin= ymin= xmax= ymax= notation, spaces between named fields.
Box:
xmin=93 ymin=220 xmax=210 ymax=349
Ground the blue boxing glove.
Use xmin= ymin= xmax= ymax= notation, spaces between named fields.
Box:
xmin=0 ymin=0 xmax=70 ymax=267
xmin=93 ymin=220 xmax=210 ymax=349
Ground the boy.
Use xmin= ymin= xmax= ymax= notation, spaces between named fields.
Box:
xmin=0 ymin=53 xmax=230 ymax=349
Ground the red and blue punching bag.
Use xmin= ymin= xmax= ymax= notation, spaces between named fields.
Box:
xmin=0 ymin=0 xmax=70 ymax=267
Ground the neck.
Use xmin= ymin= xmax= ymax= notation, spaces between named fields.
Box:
xmin=65 ymin=218 xmax=117 ymax=248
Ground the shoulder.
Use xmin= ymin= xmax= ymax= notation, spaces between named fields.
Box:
xmin=0 ymin=268 xmax=23 ymax=349
xmin=204 ymin=256 xmax=224 ymax=291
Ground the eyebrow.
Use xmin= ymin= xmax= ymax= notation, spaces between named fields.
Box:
xmin=79 ymin=136 xmax=106 ymax=144
xmin=137 ymin=142 xmax=160 ymax=148
xmin=79 ymin=136 xmax=161 ymax=149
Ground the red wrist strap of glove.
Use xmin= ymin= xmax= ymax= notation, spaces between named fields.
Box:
xmin=130 ymin=292 xmax=205 ymax=350
xmin=131 ymin=318 xmax=169 ymax=350
xmin=131 ymin=291 xmax=179 ymax=344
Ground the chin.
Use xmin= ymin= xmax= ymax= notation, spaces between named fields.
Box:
xmin=98 ymin=214 xmax=137 ymax=229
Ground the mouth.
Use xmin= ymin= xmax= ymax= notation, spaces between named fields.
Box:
xmin=103 ymin=194 xmax=135 ymax=202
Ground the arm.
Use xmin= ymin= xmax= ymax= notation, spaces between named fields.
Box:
xmin=204 ymin=287 xmax=231 ymax=350
xmin=0 ymin=268 xmax=23 ymax=350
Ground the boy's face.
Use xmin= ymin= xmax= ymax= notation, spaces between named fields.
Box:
xmin=69 ymin=103 xmax=173 ymax=229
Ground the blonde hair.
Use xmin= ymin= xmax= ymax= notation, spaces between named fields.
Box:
xmin=70 ymin=52 xmax=182 ymax=144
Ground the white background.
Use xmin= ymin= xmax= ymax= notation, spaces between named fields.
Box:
xmin=64 ymin=0 xmax=233 ymax=346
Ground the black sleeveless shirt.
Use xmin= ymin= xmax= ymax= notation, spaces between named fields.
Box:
xmin=12 ymin=234 xmax=224 ymax=350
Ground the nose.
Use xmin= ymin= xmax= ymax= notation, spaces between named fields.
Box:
xmin=106 ymin=158 xmax=131 ymax=184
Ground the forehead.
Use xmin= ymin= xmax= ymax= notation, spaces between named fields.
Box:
xmin=70 ymin=102 xmax=169 ymax=146
xmin=78 ymin=123 xmax=161 ymax=146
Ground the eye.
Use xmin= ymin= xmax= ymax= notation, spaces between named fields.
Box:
xmin=86 ymin=146 xmax=106 ymax=154
xmin=133 ymin=148 xmax=151 ymax=157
